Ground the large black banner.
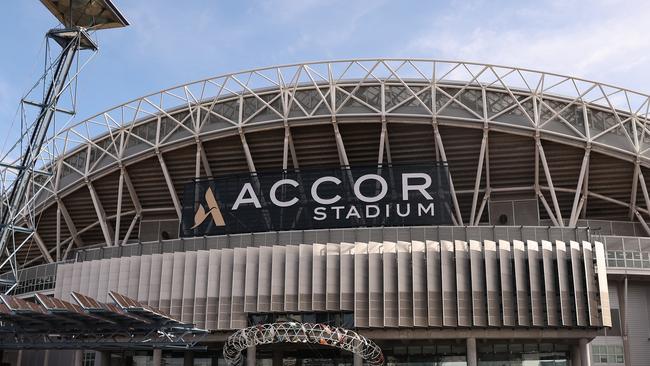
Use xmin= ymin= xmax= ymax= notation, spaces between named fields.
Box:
xmin=180 ymin=164 xmax=452 ymax=237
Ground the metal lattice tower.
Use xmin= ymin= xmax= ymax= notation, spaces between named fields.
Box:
xmin=0 ymin=0 xmax=128 ymax=293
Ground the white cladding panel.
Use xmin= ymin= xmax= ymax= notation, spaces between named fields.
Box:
xmin=426 ymin=240 xmax=442 ymax=327
xmin=257 ymin=246 xmax=273 ymax=313
xmin=397 ymin=241 xmax=414 ymax=327
xmin=368 ymin=242 xmax=383 ymax=327
xmin=312 ymin=244 xmax=327 ymax=311
xmin=412 ymin=241 xmax=427 ymax=327
xmin=52 ymin=239 xmax=608 ymax=332
xmin=193 ymin=250 xmax=210 ymax=329
xmin=137 ymin=255 xmax=152 ymax=303
xmin=484 ymin=240 xmax=501 ymax=326
xmin=181 ymin=251 xmax=197 ymax=323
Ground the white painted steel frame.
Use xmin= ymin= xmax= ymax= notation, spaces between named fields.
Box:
xmin=12 ymin=59 xmax=650 ymax=268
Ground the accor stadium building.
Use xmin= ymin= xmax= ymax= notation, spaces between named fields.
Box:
xmin=2 ymin=59 xmax=650 ymax=366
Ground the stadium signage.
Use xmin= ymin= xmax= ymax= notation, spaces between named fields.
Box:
xmin=180 ymin=164 xmax=452 ymax=237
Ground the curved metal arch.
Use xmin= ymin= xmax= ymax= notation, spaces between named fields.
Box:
xmin=223 ymin=322 xmax=384 ymax=366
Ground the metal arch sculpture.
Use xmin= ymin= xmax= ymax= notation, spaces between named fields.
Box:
xmin=223 ymin=322 xmax=384 ymax=366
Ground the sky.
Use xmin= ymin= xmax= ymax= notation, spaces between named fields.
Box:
xmin=0 ymin=0 xmax=649 ymax=153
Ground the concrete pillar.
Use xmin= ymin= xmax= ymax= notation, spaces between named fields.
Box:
xmin=617 ymin=280 xmax=632 ymax=366
xmin=272 ymin=350 xmax=283 ymax=366
xmin=579 ymin=338 xmax=591 ymax=366
xmin=571 ymin=344 xmax=581 ymax=366
xmin=96 ymin=351 xmax=111 ymax=366
xmin=74 ymin=350 xmax=83 ymax=366
xmin=247 ymin=346 xmax=256 ymax=366
xmin=43 ymin=350 xmax=50 ymax=366
xmin=16 ymin=350 xmax=22 ymax=366
xmin=353 ymin=353 xmax=363 ymax=366
xmin=466 ymin=338 xmax=477 ymax=366
xmin=153 ymin=349 xmax=162 ymax=366
xmin=184 ymin=351 xmax=194 ymax=366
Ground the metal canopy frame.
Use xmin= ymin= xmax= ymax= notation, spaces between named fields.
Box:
xmin=0 ymin=290 xmax=206 ymax=350
xmin=4 ymin=59 xmax=650 ymax=271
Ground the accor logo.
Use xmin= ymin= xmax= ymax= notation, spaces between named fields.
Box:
xmin=191 ymin=187 xmax=225 ymax=229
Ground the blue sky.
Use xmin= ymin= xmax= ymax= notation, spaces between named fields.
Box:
xmin=0 ymin=0 xmax=648 ymax=152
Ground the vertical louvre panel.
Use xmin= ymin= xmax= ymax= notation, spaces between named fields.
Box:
xmin=97 ymin=260 xmax=111 ymax=302
xmin=137 ymin=255 xmax=152 ymax=303
xmin=541 ymin=241 xmax=559 ymax=326
xmin=284 ymin=245 xmax=299 ymax=312
xmin=426 ymin=240 xmax=442 ymax=327
xmin=441 ymin=240 xmax=457 ymax=327
xmin=582 ymin=241 xmax=600 ymax=326
xmin=499 ymin=240 xmax=515 ymax=326
xmin=57 ymin=264 xmax=73 ymax=301
xmin=312 ymin=243 xmax=327 ymax=311
xmin=244 ymin=247 xmax=259 ymax=313
xmin=527 ymin=240 xmax=544 ymax=326
xmin=88 ymin=260 xmax=101 ymax=299
xmin=484 ymin=240 xmax=501 ymax=326
xmin=257 ymin=246 xmax=273 ymax=313
xmin=70 ymin=262 xmax=83 ymax=297
xmin=147 ymin=254 xmax=163 ymax=308
xmin=594 ymin=241 xmax=611 ymax=327
xmin=170 ymin=252 xmax=186 ymax=319
xmin=570 ymin=241 xmax=587 ymax=326
xmin=412 ymin=241 xmax=427 ymax=327
xmin=127 ymin=256 xmax=141 ymax=299
xmin=116 ymin=257 xmax=130 ymax=295
xmin=340 ymin=243 xmax=355 ymax=311
xmin=79 ymin=261 xmax=92 ymax=297
xmin=513 ymin=240 xmax=530 ymax=326
xmin=298 ymin=244 xmax=313 ymax=311
xmin=54 ymin=264 xmax=65 ymax=298
xmin=193 ymin=250 xmax=210 ymax=329
xmin=354 ymin=242 xmax=369 ymax=328
xmin=218 ymin=249 xmax=233 ymax=330
xmin=455 ymin=240 xmax=471 ymax=327
xmin=469 ymin=240 xmax=487 ymax=326
xmin=383 ymin=241 xmax=398 ymax=327
xmin=397 ymin=241 xmax=413 ymax=327
xmin=556 ymin=241 xmax=573 ymax=326
xmin=158 ymin=253 xmax=174 ymax=313
xmin=231 ymin=248 xmax=247 ymax=329
xmin=326 ymin=243 xmax=341 ymax=310
xmin=107 ymin=257 xmax=120 ymax=299
xmin=206 ymin=250 xmax=222 ymax=330
xmin=271 ymin=246 xmax=286 ymax=312
xmin=181 ymin=251 xmax=197 ymax=323
xmin=368 ymin=242 xmax=383 ymax=327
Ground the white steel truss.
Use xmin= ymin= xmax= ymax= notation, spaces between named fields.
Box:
xmin=3 ymin=59 xmax=650 ymax=269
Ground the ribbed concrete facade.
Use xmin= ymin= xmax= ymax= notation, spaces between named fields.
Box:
xmin=54 ymin=239 xmax=611 ymax=331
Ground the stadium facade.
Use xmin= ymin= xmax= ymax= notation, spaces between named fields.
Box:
xmin=1 ymin=59 xmax=650 ymax=366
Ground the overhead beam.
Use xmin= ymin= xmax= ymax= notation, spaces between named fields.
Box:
xmin=156 ymin=151 xmax=182 ymax=220
xmin=87 ymin=181 xmax=114 ymax=247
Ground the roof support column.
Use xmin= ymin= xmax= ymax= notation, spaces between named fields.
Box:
xmin=569 ymin=147 xmax=590 ymax=227
xmin=470 ymin=129 xmax=488 ymax=225
xmin=197 ymin=140 xmax=213 ymax=177
xmin=87 ymin=180 xmax=113 ymax=247
xmin=629 ymin=161 xmax=640 ymax=220
xmin=537 ymin=137 xmax=564 ymax=226
xmin=433 ymin=123 xmax=463 ymax=225
xmin=33 ymin=232 xmax=54 ymax=263
xmin=56 ymin=205 xmax=61 ymax=261
xmin=113 ymin=167 xmax=125 ymax=246
xmin=156 ymin=151 xmax=182 ymax=220
xmin=638 ymin=169 xmax=650 ymax=214
xmin=57 ymin=198 xmax=83 ymax=247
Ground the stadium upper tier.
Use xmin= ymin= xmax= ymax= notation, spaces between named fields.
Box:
xmin=11 ymin=59 xmax=650 ymax=266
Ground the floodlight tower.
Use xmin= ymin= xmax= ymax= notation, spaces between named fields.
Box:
xmin=0 ymin=1 xmax=128 ymax=293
